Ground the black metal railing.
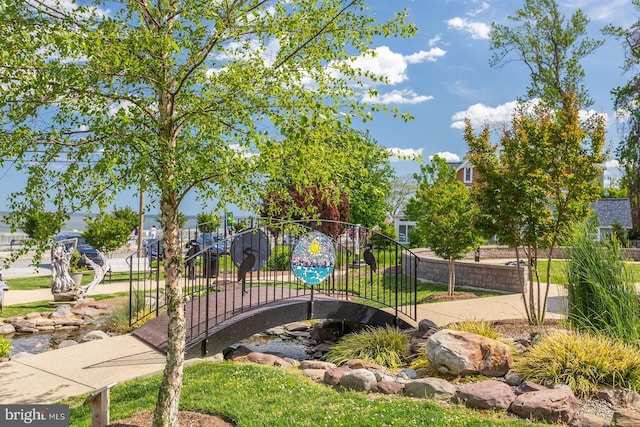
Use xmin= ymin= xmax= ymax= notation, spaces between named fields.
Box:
xmin=128 ymin=219 xmax=419 ymax=350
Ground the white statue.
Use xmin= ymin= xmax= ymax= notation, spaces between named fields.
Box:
xmin=51 ymin=243 xmax=76 ymax=295
xmin=51 ymin=239 xmax=110 ymax=302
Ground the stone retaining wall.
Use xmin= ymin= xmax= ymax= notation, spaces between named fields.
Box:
xmin=410 ymin=253 xmax=526 ymax=293
xmin=449 ymin=246 xmax=640 ymax=261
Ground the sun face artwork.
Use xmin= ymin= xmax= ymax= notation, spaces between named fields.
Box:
xmin=291 ymin=231 xmax=335 ymax=285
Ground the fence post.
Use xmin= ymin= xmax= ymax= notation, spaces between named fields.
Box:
xmin=82 ymin=382 xmax=117 ymax=427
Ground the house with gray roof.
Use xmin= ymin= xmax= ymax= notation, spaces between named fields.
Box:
xmin=591 ymin=198 xmax=632 ymax=240
xmin=394 ymin=197 xmax=631 ymax=245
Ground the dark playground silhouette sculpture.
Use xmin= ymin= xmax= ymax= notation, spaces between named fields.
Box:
xmin=363 ymin=243 xmax=376 ymax=285
xmin=237 ymin=247 xmax=256 ymax=294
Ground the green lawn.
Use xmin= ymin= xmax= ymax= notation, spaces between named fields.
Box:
xmin=64 ymin=362 xmax=545 ymax=427
xmin=4 ymin=271 xmax=130 ymax=291
xmin=534 ymin=259 xmax=640 ymax=285
xmin=0 ymin=292 xmax=129 ymax=318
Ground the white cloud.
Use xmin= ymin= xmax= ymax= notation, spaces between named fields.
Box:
xmin=428 ymin=35 xmax=442 ymax=47
xmin=429 ymin=151 xmax=460 ymax=162
xmin=363 ymin=89 xmax=433 ymax=105
xmin=580 ymin=109 xmax=609 ymax=126
xmin=605 ymin=159 xmax=620 ymax=169
xmin=469 ymin=2 xmax=490 ymax=16
xmin=450 ymin=100 xmax=521 ymax=129
xmin=44 ymin=0 xmax=110 ymax=18
xmin=604 ymin=159 xmax=622 ymax=183
xmin=451 ymin=99 xmax=609 ymax=130
xmin=215 ymin=38 xmax=280 ymax=66
xmin=446 ymin=17 xmax=491 ymax=40
xmin=348 ymin=45 xmax=446 ymax=85
xmin=387 ymin=147 xmax=423 ymax=162
xmin=615 ymin=106 xmax=634 ymax=123
xmin=107 ymin=100 xmax=134 ymax=117
xmin=228 ymin=143 xmax=256 ymax=159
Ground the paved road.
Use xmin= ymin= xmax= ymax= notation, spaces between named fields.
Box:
xmin=0 ymin=251 xmax=140 ymax=305
xmin=0 ymin=251 xmax=137 ymax=279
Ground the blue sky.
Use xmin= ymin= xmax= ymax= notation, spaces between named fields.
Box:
xmin=0 ymin=0 xmax=637 ymax=218
xmin=365 ymin=0 xmax=636 ymax=183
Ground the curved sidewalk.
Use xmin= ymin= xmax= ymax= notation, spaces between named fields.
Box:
xmin=0 ymin=284 xmax=568 ymax=405
xmin=416 ymin=284 xmax=567 ymax=326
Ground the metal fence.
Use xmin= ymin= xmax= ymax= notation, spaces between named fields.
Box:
xmin=128 ymin=219 xmax=419 ymax=351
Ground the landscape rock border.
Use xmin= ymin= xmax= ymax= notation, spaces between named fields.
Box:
xmin=227 ymin=321 xmax=640 ymax=427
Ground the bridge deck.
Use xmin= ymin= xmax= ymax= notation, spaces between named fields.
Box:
xmin=131 ymin=285 xmax=347 ymax=353
xmin=129 ymin=221 xmax=419 ymax=357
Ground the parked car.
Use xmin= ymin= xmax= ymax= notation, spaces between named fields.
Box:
xmin=53 ymin=232 xmax=104 ymax=268
xmin=143 ymin=238 xmax=163 ymax=261
xmin=196 ymin=233 xmax=230 ymax=254
xmin=505 ymin=260 xmax=527 ymax=267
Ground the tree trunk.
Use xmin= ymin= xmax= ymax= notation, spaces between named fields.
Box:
xmin=153 ymin=198 xmax=185 ymax=427
xmin=629 ymin=165 xmax=640 ymax=237
xmin=515 ymin=246 xmax=531 ymax=324
xmin=448 ymin=257 xmax=455 ymax=296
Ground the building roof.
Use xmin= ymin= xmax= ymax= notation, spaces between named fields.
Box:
xmin=592 ymin=198 xmax=632 ymax=228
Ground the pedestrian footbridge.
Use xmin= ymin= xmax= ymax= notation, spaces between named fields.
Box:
xmin=128 ymin=219 xmax=419 ymax=358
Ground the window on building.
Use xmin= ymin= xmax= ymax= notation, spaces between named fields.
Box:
xmin=464 ymin=167 xmax=472 ymax=183
xmin=397 ymin=224 xmax=415 ymax=244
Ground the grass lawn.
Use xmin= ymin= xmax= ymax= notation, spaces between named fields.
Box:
xmin=64 ymin=362 xmax=545 ymax=427
xmin=533 ymin=259 xmax=640 ymax=285
xmin=4 ymin=271 xmax=131 ymax=291
xmin=0 ymin=292 xmax=130 ymax=318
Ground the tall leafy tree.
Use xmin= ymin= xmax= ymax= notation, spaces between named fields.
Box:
xmin=0 ymin=1 xmax=415 ymax=425
xmin=481 ymin=0 xmax=606 ymax=325
xmin=83 ymin=206 xmax=141 ymax=254
xmin=409 ymin=156 xmax=482 ymax=296
xmin=112 ymin=206 xmax=139 ymax=233
xmin=607 ymin=4 xmax=640 ymax=237
xmin=404 ymin=155 xmax=455 ymax=221
xmin=490 ymin=0 xmax=603 ymax=108
xmin=261 ymin=128 xmax=392 ymax=229
xmin=20 ymin=208 xmax=62 ymax=245
xmin=466 ymin=92 xmax=605 ymax=325
xmin=387 ymin=174 xmax=417 ymax=216
xmin=261 ymin=185 xmax=351 ymax=238
xmin=196 ymin=212 xmax=220 ymax=233
xmin=83 ymin=213 xmax=133 ymax=254
xmin=341 ymin=131 xmax=393 ymax=228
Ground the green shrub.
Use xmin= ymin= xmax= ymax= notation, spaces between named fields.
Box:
xmin=564 ymin=221 xmax=640 ymax=345
xmin=69 ymin=250 xmax=88 ymax=272
xmin=197 ymin=212 xmax=220 ymax=232
xmin=266 ymin=246 xmax=290 ymax=271
xmin=324 ymin=325 xmax=409 ymax=368
xmin=0 ymin=336 xmax=11 ymax=358
xmin=514 ymin=331 xmax=640 ymax=397
xmin=371 ymin=222 xmax=397 ymax=249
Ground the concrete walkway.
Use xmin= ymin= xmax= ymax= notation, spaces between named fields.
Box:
xmin=416 ymin=284 xmax=567 ymax=326
xmin=0 ymin=273 xmax=568 ymax=405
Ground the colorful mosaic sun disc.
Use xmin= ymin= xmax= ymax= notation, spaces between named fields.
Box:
xmin=290 ymin=231 xmax=335 ymax=285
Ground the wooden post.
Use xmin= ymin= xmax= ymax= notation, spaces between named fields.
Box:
xmin=83 ymin=382 xmax=117 ymax=427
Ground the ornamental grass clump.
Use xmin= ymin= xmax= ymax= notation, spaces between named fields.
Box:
xmin=564 ymin=221 xmax=640 ymax=345
xmin=514 ymin=331 xmax=640 ymax=397
xmin=0 ymin=335 xmax=11 ymax=358
xmin=448 ymin=319 xmax=502 ymax=340
xmin=324 ymin=325 xmax=410 ymax=368
xmin=104 ymin=292 xmax=155 ymax=333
